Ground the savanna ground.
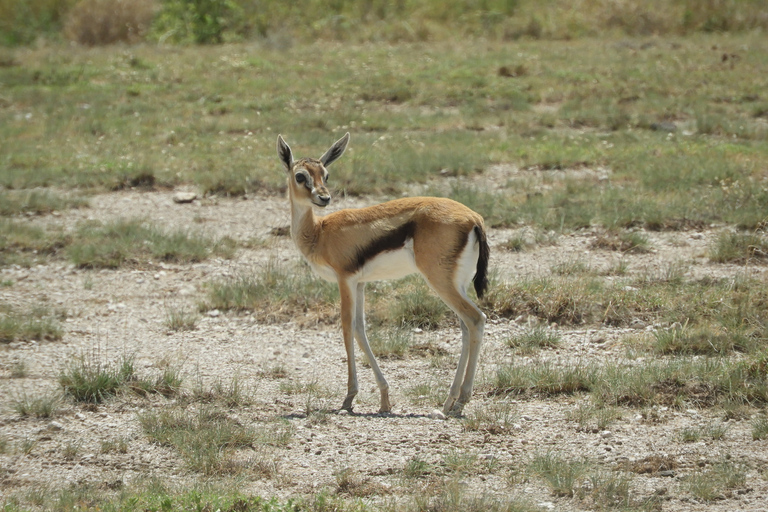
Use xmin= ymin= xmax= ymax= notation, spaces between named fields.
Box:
xmin=2 ymin=3 xmax=768 ymax=510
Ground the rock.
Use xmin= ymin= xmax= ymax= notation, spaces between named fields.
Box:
xmin=48 ymin=421 xmax=64 ymax=431
xmin=650 ymin=121 xmax=677 ymax=132
xmin=659 ymin=470 xmax=676 ymax=477
xmin=172 ymin=192 xmax=197 ymax=204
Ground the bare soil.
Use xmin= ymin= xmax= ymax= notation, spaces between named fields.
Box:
xmin=2 ymin=189 xmax=768 ymax=511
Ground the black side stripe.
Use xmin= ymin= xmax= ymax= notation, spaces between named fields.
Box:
xmin=347 ymin=221 xmax=416 ymax=273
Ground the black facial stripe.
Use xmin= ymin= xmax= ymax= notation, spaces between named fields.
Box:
xmin=346 ymin=222 xmax=416 ymax=273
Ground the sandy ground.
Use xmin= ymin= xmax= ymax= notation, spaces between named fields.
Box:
xmin=1 ymin=189 xmax=767 ymax=511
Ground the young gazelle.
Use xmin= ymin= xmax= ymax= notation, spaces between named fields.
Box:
xmin=276 ymin=133 xmax=489 ymax=416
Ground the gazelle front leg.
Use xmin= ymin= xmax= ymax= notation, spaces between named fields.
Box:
xmin=338 ymin=279 xmax=358 ymax=411
xmin=353 ymin=283 xmax=391 ymax=413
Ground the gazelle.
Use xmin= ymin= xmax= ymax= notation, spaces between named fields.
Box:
xmin=276 ymin=133 xmax=489 ymax=416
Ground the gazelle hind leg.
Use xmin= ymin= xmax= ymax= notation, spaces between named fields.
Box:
xmin=353 ymin=283 xmax=392 ymax=413
xmin=443 ymin=294 xmax=485 ymax=416
xmin=443 ymin=319 xmax=470 ymax=414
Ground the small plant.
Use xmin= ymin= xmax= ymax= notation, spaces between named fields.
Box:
xmin=368 ymin=326 xmax=411 ymax=359
xmin=380 ymin=276 xmax=449 ymax=329
xmin=528 ymin=452 xmax=590 ymax=497
xmin=164 ymin=305 xmax=199 ymax=332
xmin=404 ymin=378 xmax=446 ymax=407
xmin=20 ymin=438 xmax=37 ymax=455
xmin=403 ymin=456 xmax=435 ymax=479
xmin=13 ymin=391 xmax=60 ymax=418
xmin=66 ymin=220 xmax=235 ymax=269
xmin=678 ymin=426 xmax=702 ymax=443
xmin=579 ymin=470 xmax=634 ymax=509
xmin=709 ymin=231 xmax=768 ymax=264
xmin=100 ymin=437 xmax=129 ymax=454
xmin=202 ymin=260 xmax=338 ymax=322
xmin=751 ymin=415 xmax=768 ymax=440
xmin=59 ymin=355 xmax=129 ymax=403
xmin=62 ymin=440 xmax=81 ymax=460
xmin=462 ymin=401 xmax=517 ymax=434
xmin=442 ymin=449 xmax=479 ymax=475
xmin=138 ymin=406 xmax=258 ymax=475
xmin=191 ymin=375 xmax=252 ymax=408
xmin=0 ymin=306 xmax=63 ymax=343
xmin=685 ymin=458 xmax=747 ymax=502
xmin=591 ymin=230 xmax=651 ymax=254
xmin=504 ymin=326 xmax=561 ymax=354
xmin=566 ymin=402 xmax=622 ymax=432
xmin=10 ymin=360 xmax=28 ymax=378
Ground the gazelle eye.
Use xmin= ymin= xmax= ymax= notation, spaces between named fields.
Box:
xmin=295 ymin=173 xmax=306 ymax=184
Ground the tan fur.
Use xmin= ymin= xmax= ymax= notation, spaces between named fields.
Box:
xmin=277 ymin=134 xmax=487 ymax=416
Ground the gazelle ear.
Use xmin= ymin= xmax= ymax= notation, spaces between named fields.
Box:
xmin=319 ymin=132 xmax=350 ymax=168
xmin=277 ymin=134 xmax=294 ymax=172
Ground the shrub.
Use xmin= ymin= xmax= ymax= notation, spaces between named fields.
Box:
xmin=0 ymin=0 xmax=76 ymax=46
xmin=152 ymin=0 xmax=241 ymax=44
xmin=64 ymin=0 xmax=158 ymax=45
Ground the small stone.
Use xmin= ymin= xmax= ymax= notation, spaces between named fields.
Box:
xmin=659 ymin=470 xmax=676 ymax=477
xmin=48 ymin=421 xmax=64 ymax=431
xmin=207 ymin=309 xmax=220 ymax=317
xmin=75 ymin=413 xmax=86 ymax=421
xmin=600 ymin=430 xmax=613 ymax=439
xmin=173 ymin=192 xmax=197 ymax=204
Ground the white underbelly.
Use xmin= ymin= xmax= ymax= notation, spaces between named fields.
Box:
xmin=358 ymin=245 xmax=418 ymax=282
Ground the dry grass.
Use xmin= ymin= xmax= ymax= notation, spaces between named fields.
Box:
xmin=63 ymin=0 xmax=157 ymax=46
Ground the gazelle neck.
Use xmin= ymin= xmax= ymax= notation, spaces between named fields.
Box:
xmin=288 ymin=186 xmax=321 ymax=258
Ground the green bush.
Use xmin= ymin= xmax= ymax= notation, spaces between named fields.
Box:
xmin=152 ymin=0 xmax=241 ymax=44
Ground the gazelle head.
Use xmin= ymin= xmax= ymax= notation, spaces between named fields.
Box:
xmin=277 ymin=132 xmax=350 ymax=208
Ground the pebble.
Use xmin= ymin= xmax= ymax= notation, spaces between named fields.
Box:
xmin=172 ymin=192 xmax=197 ymax=204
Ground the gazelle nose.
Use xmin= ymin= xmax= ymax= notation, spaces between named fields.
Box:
xmin=317 ymin=195 xmax=331 ymax=206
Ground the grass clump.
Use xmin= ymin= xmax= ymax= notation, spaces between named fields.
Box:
xmin=202 ymin=259 xmax=338 ymax=322
xmin=566 ymin=401 xmax=622 ymax=432
xmin=505 ymin=326 xmax=561 ymax=354
xmin=59 ymin=354 xmax=182 ymax=403
xmin=139 ymin=406 xmax=258 ymax=475
xmin=0 ymin=305 xmax=63 ymax=343
xmin=653 ymin=322 xmax=758 ymax=356
xmin=685 ymin=458 xmax=747 ymax=502
xmin=709 ymin=231 xmax=768 ymax=264
xmin=528 ymin=452 xmax=590 ymax=497
xmin=372 ymin=276 xmax=450 ymax=329
xmin=13 ymin=391 xmax=61 ymax=418
xmin=492 ymin=355 xmax=768 ymax=408
xmin=493 ymin=361 xmax=598 ymax=398
xmin=0 ymin=220 xmax=66 ymax=267
xmin=0 ymin=189 xmax=86 ymax=216
xmin=368 ymin=326 xmax=412 ymax=359
xmin=752 ymin=415 xmax=768 ymax=440
xmin=66 ymin=219 xmax=236 ymax=268
xmin=590 ymin=230 xmax=651 ymax=254
xmin=462 ymin=401 xmax=517 ymax=434
xmin=164 ymin=304 xmax=199 ymax=332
